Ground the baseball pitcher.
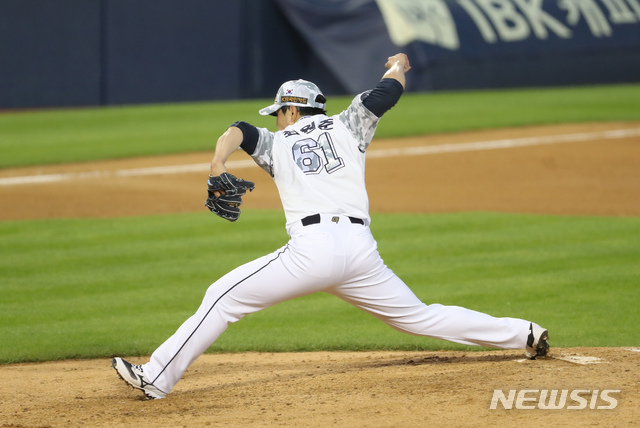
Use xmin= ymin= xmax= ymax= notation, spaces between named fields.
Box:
xmin=113 ymin=53 xmax=549 ymax=400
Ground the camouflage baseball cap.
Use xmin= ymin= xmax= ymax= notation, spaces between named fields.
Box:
xmin=259 ymin=79 xmax=326 ymax=116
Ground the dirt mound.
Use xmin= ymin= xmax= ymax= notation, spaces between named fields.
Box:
xmin=1 ymin=348 xmax=638 ymax=427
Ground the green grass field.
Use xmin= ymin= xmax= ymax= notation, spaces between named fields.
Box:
xmin=1 ymin=83 xmax=639 ymax=168
xmin=1 ymin=84 xmax=639 ymax=364
xmin=1 ymin=211 xmax=639 ymax=364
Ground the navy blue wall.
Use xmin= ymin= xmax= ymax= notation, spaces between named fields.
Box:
xmin=0 ymin=0 xmax=102 ymax=108
xmin=0 ymin=0 xmax=317 ymax=108
xmin=1 ymin=0 xmax=639 ymax=109
xmin=0 ymin=0 xmax=342 ymax=109
xmin=104 ymin=0 xmax=243 ymax=105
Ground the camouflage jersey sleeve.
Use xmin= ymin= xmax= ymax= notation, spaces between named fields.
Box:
xmin=337 ymin=78 xmax=404 ymax=152
xmin=337 ymin=93 xmax=381 ymax=153
xmin=233 ymin=121 xmax=275 ymax=177
xmin=249 ymin=127 xmax=275 ymax=177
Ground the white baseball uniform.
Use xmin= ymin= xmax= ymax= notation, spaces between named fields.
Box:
xmin=141 ymin=81 xmax=532 ymax=395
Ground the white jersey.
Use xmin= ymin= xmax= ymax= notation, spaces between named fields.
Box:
xmin=249 ymin=93 xmax=380 ymax=228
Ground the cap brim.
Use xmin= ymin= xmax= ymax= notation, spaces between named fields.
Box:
xmin=259 ymin=104 xmax=281 ymax=116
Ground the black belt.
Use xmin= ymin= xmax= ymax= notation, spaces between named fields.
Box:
xmin=301 ymin=214 xmax=364 ymax=226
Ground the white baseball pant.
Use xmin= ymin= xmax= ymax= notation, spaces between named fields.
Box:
xmin=143 ymin=214 xmax=531 ymax=394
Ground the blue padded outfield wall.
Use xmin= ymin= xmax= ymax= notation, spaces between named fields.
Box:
xmin=1 ymin=0 xmax=639 ymax=108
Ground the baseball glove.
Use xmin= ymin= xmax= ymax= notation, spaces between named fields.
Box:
xmin=205 ymin=172 xmax=255 ymax=222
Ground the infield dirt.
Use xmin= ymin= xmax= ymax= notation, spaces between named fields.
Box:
xmin=1 ymin=122 xmax=639 ymax=427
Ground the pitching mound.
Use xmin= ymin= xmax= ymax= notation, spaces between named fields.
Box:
xmin=1 ymin=348 xmax=639 ymax=426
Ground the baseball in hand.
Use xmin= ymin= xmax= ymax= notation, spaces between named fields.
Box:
xmin=385 ymin=53 xmax=411 ymax=72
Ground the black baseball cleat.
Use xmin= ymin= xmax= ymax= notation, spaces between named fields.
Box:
xmin=112 ymin=357 xmax=167 ymax=400
xmin=525 ymin=323 xmax=550 ymax=360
